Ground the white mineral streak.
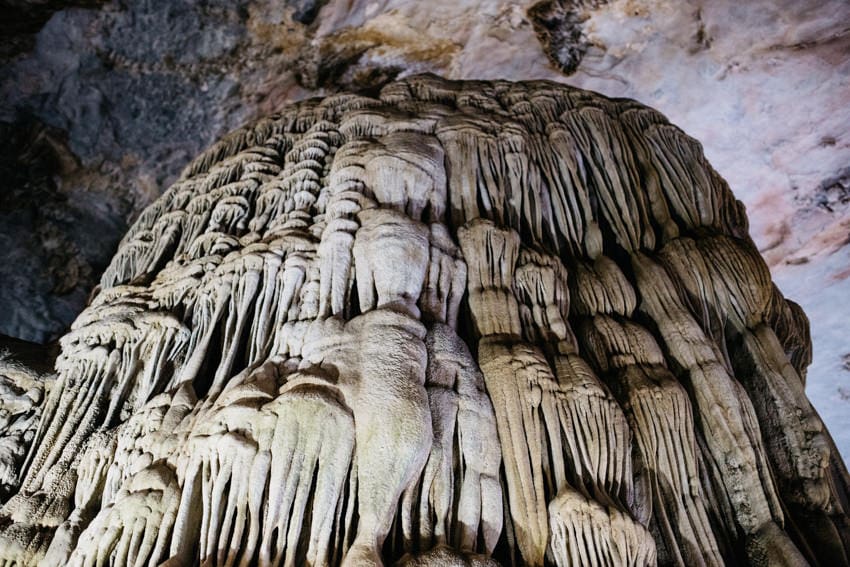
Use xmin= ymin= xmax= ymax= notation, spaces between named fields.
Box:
xmin=0 ymin=75 xmax=848 ymax=566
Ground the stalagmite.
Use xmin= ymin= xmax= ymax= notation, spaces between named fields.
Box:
xmin=0 ymin=75 xmax=847 ymax=567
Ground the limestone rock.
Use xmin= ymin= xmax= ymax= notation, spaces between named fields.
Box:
xmin=0 ymin=337 xmax=56 ymax=502
xmin=0 ymin=75 xmax=848 ymax=566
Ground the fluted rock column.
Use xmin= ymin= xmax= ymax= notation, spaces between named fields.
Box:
xmin=0 ymin=75 xmax=846 ymax=567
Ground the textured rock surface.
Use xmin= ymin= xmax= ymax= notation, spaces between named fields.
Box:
xmin=0 ymin=336 xmax=56 ymax=501
xmin=0 ymin=75 xmax=848 ymax=566
xmin=1 ymin=0 xmax=848 ymax=462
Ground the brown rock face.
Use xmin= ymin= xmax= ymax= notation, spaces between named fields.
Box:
xmin=0 ymin=75 xmax=847 ymax=566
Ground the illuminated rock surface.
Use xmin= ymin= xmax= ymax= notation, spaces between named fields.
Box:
xmin=0 ymin=75 xmax=847 ymax=566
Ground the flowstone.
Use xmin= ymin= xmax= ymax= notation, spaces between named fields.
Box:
xmin=0 ymin=75 xmax=848 ymax=566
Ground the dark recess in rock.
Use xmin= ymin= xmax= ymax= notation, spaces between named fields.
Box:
xmin=0 ymin=335 xmax=59 ymax=375
xmin=689 ymin=8 xmax=713 ymax=53
xmin=287 ymin=0 xmax=328 ymax=25
xmin=528 ymin=0 xmax=605 ymax=75
xmin=815 ymin=166 xmax=850 ymax=213
xmin=296 ymin=35 xmax=403 ymax=92
xmin=0 ymin=118 xmax=126 ymax=343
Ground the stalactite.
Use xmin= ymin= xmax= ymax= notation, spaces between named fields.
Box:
xmin=1 ymin=75 xmax=847 ymax=567
xmin=579 ymin=313 xmax=723 ymax=566
xmin=548 ymin=486 xmax=656 ymax=567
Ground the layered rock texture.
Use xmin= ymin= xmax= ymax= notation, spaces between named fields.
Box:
xmin=0 ymin=75 xmax=847 ymax=566
xmin=0 ymin=337 xmax=56 ymax=503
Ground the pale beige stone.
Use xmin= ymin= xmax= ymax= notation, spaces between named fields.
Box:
xmin=0 ymin=75 xmax=847 ymax=567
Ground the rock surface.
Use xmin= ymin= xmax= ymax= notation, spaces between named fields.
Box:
xmin=0 ymin=336 xmax=56 ymax=500
xmin=0 ymin=74 xmax=848 ymax=566
xmin=0 ymin=2 xmax=847 ymax=450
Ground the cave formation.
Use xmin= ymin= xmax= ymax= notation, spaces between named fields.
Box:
xmin=0 ymin=75 xmax=848 ymax=567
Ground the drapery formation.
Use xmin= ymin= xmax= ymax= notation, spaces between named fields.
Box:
xmin=0 ymin=75 xmax=847 ymax=566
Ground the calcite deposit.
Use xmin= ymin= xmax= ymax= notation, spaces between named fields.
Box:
xmin=0 ymin=75 xmax=847 ymax=566
xmin=0 ymin=340 xmax=54 ymax=502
